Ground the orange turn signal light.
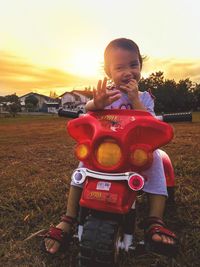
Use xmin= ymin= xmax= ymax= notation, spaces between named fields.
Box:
xmin=75 ymin=143 xmax=90 ymax=160
xmin=130 ymin=146 xmax=152 ymax=167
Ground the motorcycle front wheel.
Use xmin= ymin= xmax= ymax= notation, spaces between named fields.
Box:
xmin=77 ymin=215 xmax=120 ymax=267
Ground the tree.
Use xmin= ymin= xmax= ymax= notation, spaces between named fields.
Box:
xmin=140 ymin=72 xmax=197 ymax=113
xmin=139 ymin=71 xmax=165 ymax=92
xmin=25 ymin=95 xmax=39 ymax=111
xmin=49 ymin=91 xmax=58 ymax=98
xmin=8 ymin=102 xmax=21 ymax=117
xmin=149 ymin=79 xmax=176 ymax=113
xmin=192 ymin=83 xmax=200 ymax=111
xmin=84 ymin=86 xmax=91 ymax=91
xmin=1 ymin=94 xmax=21 ymax=117
xmin=0 ymin=96 xmax=5 ymax=102
xmin=5 ymin=93 xmax=19 ymax=103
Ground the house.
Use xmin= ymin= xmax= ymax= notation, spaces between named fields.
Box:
xmin=19 ymin=92 xmax=60 ymax=112
xmin=58 ymin=89 xmax=93 ymax=118
xmin=0 ymin=103 xmax=4 ymax=113
xmin=46 ymin=102 xmax=60 ymax=113
xmin=60 ymin=89 xmax=93 ymax=110
xmin=19 ymin=89 xmax=92 ymax=114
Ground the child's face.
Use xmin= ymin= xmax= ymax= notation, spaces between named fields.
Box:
xmin=108 ymin=48 xmax=141 ymax=88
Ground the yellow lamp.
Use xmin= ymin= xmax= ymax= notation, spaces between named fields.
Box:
xmin=96 ymin=140 xmax=122 ymax=167
xmin=130 ymin=148 xmax=150 ymax=167
xmin=75 ymin=143 xmax=89 ymax=160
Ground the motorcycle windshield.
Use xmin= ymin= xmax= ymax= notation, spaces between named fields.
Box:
xmin=67 ymin=110 xmax=174 ymax=172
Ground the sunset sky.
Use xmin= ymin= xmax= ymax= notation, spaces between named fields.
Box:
xmin=0 ymin=0 xmax=200 ymax=96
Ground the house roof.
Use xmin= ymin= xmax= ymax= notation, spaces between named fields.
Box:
xmin=19 ymin=92 xmax=59 ymax=102
xmin=59 ymin=92 xmax=70 ymax=97
xmin=19 ymin=92 xmax=48 ymax=99
xmin=73 ymin=90 xmax=93 ymax=98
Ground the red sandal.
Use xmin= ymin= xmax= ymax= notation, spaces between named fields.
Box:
xmin=144 ymin=216 xmax=178 ymax=257
xmin=41 ymin=215 xmax=76 ymax=254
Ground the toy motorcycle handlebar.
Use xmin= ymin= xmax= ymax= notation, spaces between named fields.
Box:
xmin=59 ymin=108 xmax=192 ymax=122
xmin=157 ymin=112 xmax=192 ymax=122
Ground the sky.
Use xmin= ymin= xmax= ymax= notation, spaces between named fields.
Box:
xmin=0 ymin=0 xmax=200 ymax=97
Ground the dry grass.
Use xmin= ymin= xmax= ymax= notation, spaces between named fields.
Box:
xmin=0 ymin=115 xmax=200 ymax=267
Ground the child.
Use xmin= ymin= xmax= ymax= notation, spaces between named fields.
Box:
xmin=44 ymin=38 xmax=177 ymax=255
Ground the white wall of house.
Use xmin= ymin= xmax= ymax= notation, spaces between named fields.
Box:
xmin=61 ymin=92 xmax=91 ymax=109
xmin=47 ymin=107 xmax=58 ymax=113
xmin=61 ymin=93 xmax=78 ymax=106
xmin=73 ymin=92 xmax=89 ymax=103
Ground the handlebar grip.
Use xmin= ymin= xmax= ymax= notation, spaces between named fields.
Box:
xmin=162 ymin=112 xmax=192 ymax=122
xmin=58 ymin=109 xmax=69 ymax=117
xmin=58 ymin=109 xmax=77 ymax=118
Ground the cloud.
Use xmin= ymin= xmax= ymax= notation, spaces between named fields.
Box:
xmin=0 ymin=51 xmax=94 ymax=96
xmin=1 ymin=51 xmax=200 ymax=97
xmin=143 ymin=57 xmax=200 ymax=83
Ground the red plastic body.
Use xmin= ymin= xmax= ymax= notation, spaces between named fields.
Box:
xmin=67 ymin=110 xmax=174 ymax=214
xmin=80 ymin=178 xmax=137 ymax=214
xmin=67 ymin=110 xmax=174 ymax=173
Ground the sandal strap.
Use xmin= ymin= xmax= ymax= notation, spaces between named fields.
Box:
xmin=147 ymin=225 xmax=177 ymax=240
xmin=144 ymin=216 xmax=166 ymax=229
xmin=45 ymin=226 xmax=68 ymax=243
xmin=61 ymin=214 xmax=77 ymax=226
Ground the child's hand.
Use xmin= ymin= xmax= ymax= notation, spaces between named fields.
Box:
xmin=119 ymin=79 xmax=140 ymax=102
xmin=93 ymin=77 xmax=121 ymax=109
xmin=120 ymin=79 xmax=146 ymax=110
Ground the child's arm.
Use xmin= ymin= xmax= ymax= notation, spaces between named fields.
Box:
xmin=132 ymin=98 xmax=147 ymax=111
xmin=85 ymin=77 xmax=121 ymax=111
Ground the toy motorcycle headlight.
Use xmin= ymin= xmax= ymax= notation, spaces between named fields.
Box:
xmin=75 ymin=143 xmax=90 ymax=160
xmin=96 ymin=139 xmax=122 ymax=167
xmin=130 ymin=145 xmax=152 ymax=168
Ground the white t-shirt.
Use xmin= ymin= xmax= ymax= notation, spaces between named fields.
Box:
xmin=105 ymin=90 xmax=155 ymax=115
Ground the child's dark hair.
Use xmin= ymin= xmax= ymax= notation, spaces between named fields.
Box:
xmin=104 ymin=38 xmax=143 ymax=77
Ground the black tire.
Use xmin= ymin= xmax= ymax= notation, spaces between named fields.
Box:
xmin=77 ymin=110 xmax=84 ymax=117
xmin=78 ymin=215 xmax=120 ymax=267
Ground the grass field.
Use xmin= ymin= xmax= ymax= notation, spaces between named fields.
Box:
xmin=0 ymin=115 xmax=200 ymax=267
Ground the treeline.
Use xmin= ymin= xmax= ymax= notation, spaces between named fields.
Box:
xmin=1 ymin=71 xmax=200 ymax=114
xmin=139 ymin=72 xmax=200 ymax=113
xmin=0 ymin=94 xmax=21 ymax=116
xmin=0 ymin=94 xmax=41 ymax=116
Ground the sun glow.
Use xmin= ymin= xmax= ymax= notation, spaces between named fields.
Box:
xmin=65 ymin=50 xmax=101 ymax=77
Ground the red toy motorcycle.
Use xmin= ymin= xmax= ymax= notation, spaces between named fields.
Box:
xmin=67 ymin=109 xmax=175 ymax=266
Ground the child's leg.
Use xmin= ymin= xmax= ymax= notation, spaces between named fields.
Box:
xmin=141 ymin=150 xmax=176 ymax=245
xmin=147 ymin=193 xmax=174 ymax=244
xmin=66 ymin=185 xmax=83 ymax=218
xmin=148 ymin=193 xmax=165 ymax=218
xmin=45 ymin=185 xmax=82 ymax=254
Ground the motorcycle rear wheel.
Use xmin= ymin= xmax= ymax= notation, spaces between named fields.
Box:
xmin=77 ymin=215 xmax=120 ymax=267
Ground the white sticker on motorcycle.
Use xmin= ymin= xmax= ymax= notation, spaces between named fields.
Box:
xmin=96 ymin=181 xmax=111 ymax=191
